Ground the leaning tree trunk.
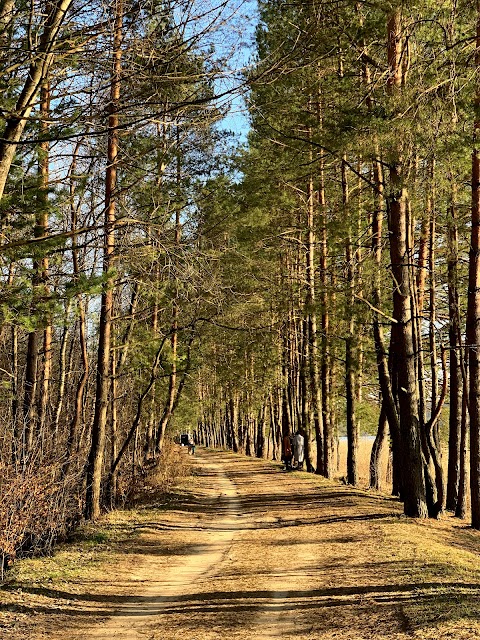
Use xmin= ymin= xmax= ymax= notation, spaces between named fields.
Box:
xmin=370 ymin=405 xmax=388 ymax=490
xmin=0 ymin=0 xmax=74 ymax=202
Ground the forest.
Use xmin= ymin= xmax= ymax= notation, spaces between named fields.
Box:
xmin=1 ymin=0 xmax=480 ymax=567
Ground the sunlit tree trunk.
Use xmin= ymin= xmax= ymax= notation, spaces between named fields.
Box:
xmin=306 ymin=163 xmax=322 ymax=473
xmin=369 ymin=153 xmax=397 ymax=490
xmin=319 ymin=146 xmax=333 ymax=477
xmin=343 ymin=157 xmax=358 ymax=485
xmin=455 ymin=376 xmax=469 ymax=519
xmin=446 ymin=183 xmax=462 ymax=510
xmin=155 ymin=126 xmax=182 ymax=455
xmin=85 ymin=0 xmax=123 ymax=520
xmin=37 ymin=74 xmax=53 ymax=445
xmin=387 ymin=8 xmax=427 ymax=517
xmin=23 ymin=72 xmax=52 ymax=461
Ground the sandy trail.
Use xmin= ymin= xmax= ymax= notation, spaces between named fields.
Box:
xmin=68 ymin=450 xmax=411 ymax=640
xmin=4 ymin=448 xmax=480 ymax=640
xmin=82 ymin=457 xmax=243 ymax=639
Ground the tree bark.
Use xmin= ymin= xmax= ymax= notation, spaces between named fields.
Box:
xmin=37 ymin=75 xmax=53 ymax=443
xmin=388 ymin=165 xmax=427 ymax=517
xmin=369 ymin=149 xmax=402 ymax=495
xmin=455 ymin=375 xmax=469 ymax=519
xmin=343 ymin=157 xmax=358 ymax=486
xmin=319 ymin=148 xmax=333 ymax=477
xmin=387 ymin=7 xmax=427 ymax=517
xmin=446 ymin=186 xmax=462 ymax=510
xmin=467 ymin=2 xmax=480 ymax=529
xmin=85 ymin=0 xmax=123 ymax=520
xmin=370 ymin=404 xmax=387 ymax=490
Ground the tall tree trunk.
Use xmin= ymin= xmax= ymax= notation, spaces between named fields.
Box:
xmin=369 ymin=152 xmax=401 ymax=493
xmin=85 ymin=0 xmax=123 ymax=520
xmin=412 ymin=170 xmax=437 ymax=515
xmin=387 ymin=7 xmax=427 ymax=517
xmin=425 ymin=174 xmax=446 ymax=517
xmin=319 ymin=147 xmax=333 ymax=477
xmin=388 ymin=165 xmax=427 ymax=517
xmin=64 ymin=143 xmax=89 ymax=473
xmin=306 ymin=130 xmax=322 ymax=473
xmin=37 ymin=76 xmax=53 ymax=443
xmin=343 ymin=157 xmax=358 ymax=485
xmin=23 ymin=73 xmax=51 ymax=461
xmin=428 ymin=187 xmax=439 ymax=416
xmin=467 ymin=2 xmax=480 ymax=529
xmin=155 ymin=127 xmax=182 ymax=455
xmin=22 ymin=69 xmax=53 ymax=456
xmin=446 ymin=185 xmax=462 ymax=510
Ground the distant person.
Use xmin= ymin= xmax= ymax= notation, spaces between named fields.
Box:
xmin=282 ymin=433 xmax=293 ymax=471
xmin=188 ymin=435 xmax=196 ymax=455
xmin=293 ymin=432 xmax=305 ymax=470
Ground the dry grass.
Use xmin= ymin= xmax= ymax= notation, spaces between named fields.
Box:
xmin=376 ymin=516 xmax=480 ymax=639
xmin=336 ymin=436 xmax=390 ymax=488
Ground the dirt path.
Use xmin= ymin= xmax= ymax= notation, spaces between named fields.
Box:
xmin=3 ymin=449 xmax=480 ymax=639
xmin=86 ymin=456 xmax=243 ymax=640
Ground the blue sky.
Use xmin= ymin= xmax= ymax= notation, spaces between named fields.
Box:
xmin=217 ymin=0 xmax=258 ymax=143
xmin=182 ymin=0 xmax=258 ymax=143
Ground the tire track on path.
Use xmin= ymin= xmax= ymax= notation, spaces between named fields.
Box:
xmin=80 ymin=453 xmax=244 ymax=640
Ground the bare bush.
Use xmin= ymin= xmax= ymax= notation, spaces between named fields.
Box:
xmin=126 ymin=439 xmax=192 ymax=506
xmin=0 ymin=458 xmax=83 ymax=580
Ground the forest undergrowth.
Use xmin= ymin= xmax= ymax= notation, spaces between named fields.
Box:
xmin=0 ymin=440 xmax=191 ymax=583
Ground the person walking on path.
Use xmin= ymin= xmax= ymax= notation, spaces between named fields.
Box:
xmin=293 ymin=432 xmax=305 ymax=470
xmin=282 ymin=433 xmax=293 ymax=470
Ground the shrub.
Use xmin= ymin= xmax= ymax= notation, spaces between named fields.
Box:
xmin=0 ymin=457 xmax=83 ymax=580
